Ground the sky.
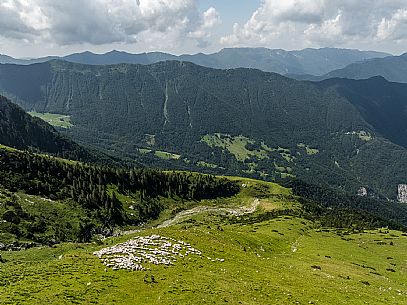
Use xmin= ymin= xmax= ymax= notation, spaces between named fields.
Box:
xmin=1 ymin=0 xmax=407 ymax=58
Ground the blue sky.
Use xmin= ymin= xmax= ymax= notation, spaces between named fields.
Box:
xmin=197 ymin=0 xmax=262 ymax=42
xmin=0 ymin=0 xmax=406 ymax=57
xmin=199 ymin=0 xmax=261 ymax=27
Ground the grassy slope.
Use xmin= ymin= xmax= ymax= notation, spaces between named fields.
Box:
xmin=201 ymin=134 xmax=275 ymax=162
xmin=0 ymin=179 xmax=406 ymax=305
xmin=28 ymin=112 xmax=73 ymax=129
xmin=154 ymin=151 xmax=181 ymax=160
xmin=0 ymin=192 xmax=88 ymax=244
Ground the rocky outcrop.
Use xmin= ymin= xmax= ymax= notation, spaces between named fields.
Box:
xmin=358 ymin=187 xmax=368 ymax=197
xmin=398 ymin=184 xmax=407 ymax=203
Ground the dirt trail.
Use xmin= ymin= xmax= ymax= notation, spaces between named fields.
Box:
xmin=157 ymin=198 xmax=260 ymax=228
xmin=114 ymin=199 xmax=260 ymax=236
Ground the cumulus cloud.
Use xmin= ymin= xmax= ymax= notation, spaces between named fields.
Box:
xmin=0 ymin=0 xmax=220 ymax=48
xmin=0 ymin=0 xmax=45 ymax=40
xmin=188 ymin=7 xmax=221 ymax=39
xmin=220 ymin=0 xmax=407 ymax=50
xmin=377 ymin=9 xmax=407 ymax=41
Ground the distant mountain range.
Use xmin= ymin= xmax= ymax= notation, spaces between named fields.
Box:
xmin=0 ymin=47 xmax=390 ymax=76
xmin=320 ymin=53 xmax=407 ymax=83
xmin=293 ymin=53 xmax=407 ymax=83
xmin=0 ymin=60 xmax=405 ymax=199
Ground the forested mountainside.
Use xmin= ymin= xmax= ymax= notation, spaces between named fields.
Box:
xmin=2 ymin=141 xmax=406 ymax=305
xmin=0 ymin=60 xmax=406 ymax=199
xmin=316 ymin=77 xmax=407 ymax=149
xmin=0 ymin=47 xmax=389 ymax=76
xmin=0 ymin=98 xmax=238 ymax=245
xmin=296 ymin=53 xmax=407 ymax=83
xmin=0 ymin=95 xmax=92 ymax=161
xmin=1 ymin=95 xmax=405 ymax=247
xmin=0 ymin=56 xmax=407 ymax=305
xmin=0 ymin=144 xmax=239 ymax=244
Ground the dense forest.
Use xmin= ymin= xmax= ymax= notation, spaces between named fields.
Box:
xmin=0 ymin=95 xmax=89 ymax=158
xmin=2 ymin=142 xmax=405 ymax=248
xmin=317 ymin=76 xmax=407 ymax=149
xmin=0 ymin=61 xmax=406 ymax=199
xmin=0 ymin=146 xmax=239 ymax=244
xmin=287 ymin=180 xmax=407 ymax=231
xmin=0 ymin=91 xmax=405 ymax=247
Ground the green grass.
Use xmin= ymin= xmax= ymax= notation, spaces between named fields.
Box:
xmin=1 ymin=144 xmax=80 ymax=171
xmin=201 ymin=135 xmax=297 ymax=171
xmin=1 ymin=143 xmax=79 ymax=165
xmin=0 ymin=191 xmax=89 ymax=244
xmin=281 ymin=152 xmax=295 ymax=162
xmin=0 ymin=144 xmax=17 ymax=152
xmin=0 ymin=178 xmax=406 ymax=304
xmin=29 ymin=112 xmax=73 ymax=129
xmin=137 ymin=148 xmax=152 ymax=154
xmin=1 ymin=220 xmax=406 ymax=304
xmin=137 ymin=149 xmax=182 ymax=160
xmin=202 ymin=134 xmax=270 ymax=161
xmin=197 ymin=161 xmax=219 ymax=169
xmin=275 ymin=147 xmax=296 ymax=162
xmin=273 ymin=163 xmax=294 ymax=177
xmin=154 ymin=151 xmax=181 ymax=160
xmin=297 ymin=143 xmax=319 ymax=155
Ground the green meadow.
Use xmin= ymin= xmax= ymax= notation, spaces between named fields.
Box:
xmin=28 ymin=112 xmax=73 ymax=129
xmin=201 ymin=134 xmax=271 ymax=161
xmin=0 ymin=178 xmax=406 ymax=305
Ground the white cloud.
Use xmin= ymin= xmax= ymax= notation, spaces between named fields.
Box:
xmin=0 ymin=0 xmax=43 ymax=40
xmin=221 ymin=0 xmax=407 ymax=51
xmin=2 ymin=0 xmax=407 ymax=56
xmin=377 ymin=9 xmax=407 ymax=41
xmin=0 ymin=0 xmax=220 ymax=49
xmin=188 ymin=7 xmax=221 ymax=40
xmin=202 ymin=7 xmax=221 ymax=29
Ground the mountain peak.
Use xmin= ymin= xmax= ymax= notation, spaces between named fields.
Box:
xmin=106 ymin=50 xmax=130 ymax=55
xmin=0 ymin=47 xmax=394 ymax=75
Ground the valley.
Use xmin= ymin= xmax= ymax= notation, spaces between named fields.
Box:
xmin=0 ymin=61 xmax=406 ymax=199
xmin=0 ymin=120 xmax=405 ymax=304
xmin=1 ymin=0 xmax=407 ymax=303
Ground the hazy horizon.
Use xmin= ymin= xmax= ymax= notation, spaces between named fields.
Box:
xmin=1 ymin=46 xmax=399 ymax=60
xmin=1 ymin=1 xmax=406 ymax=58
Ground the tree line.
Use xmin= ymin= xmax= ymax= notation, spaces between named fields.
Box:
xmin=0 ymin=147 xmax=239 ymax=242
xmin=287 ymin=179 xmax=407 ymax=231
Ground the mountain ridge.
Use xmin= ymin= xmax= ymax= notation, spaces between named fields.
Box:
xmin=293 ymin=53 xmax=407 ymax=83
xmin=0 ymin=47 xmax=390 ymax=76
xmin=0 ymin=60 xmax=405 ymax=199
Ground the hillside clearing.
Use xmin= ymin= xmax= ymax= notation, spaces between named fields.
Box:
xmin=28 ymin=112 xmax=73 ymax=129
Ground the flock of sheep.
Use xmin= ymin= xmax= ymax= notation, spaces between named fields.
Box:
xmin=93 ymin=234 xmax=205 ymax=271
